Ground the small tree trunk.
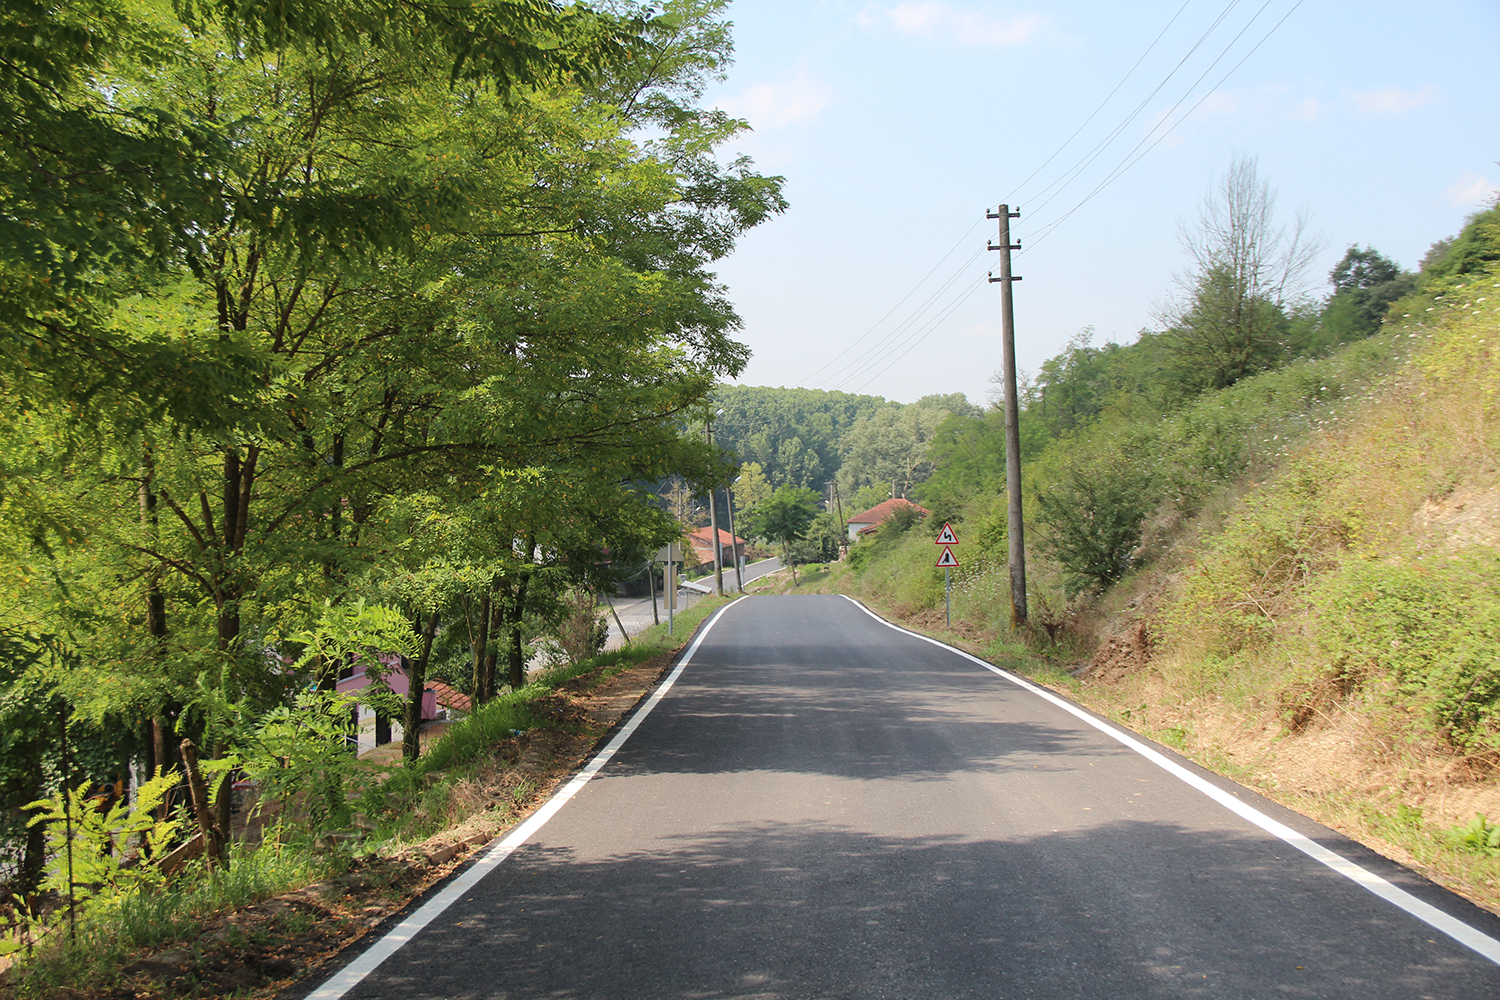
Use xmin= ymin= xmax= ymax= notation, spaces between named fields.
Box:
xmin=402 ymin=612 xmax=440 ymax=764
xmin=471 ymin=593 xmax=491 ymax=706
xmin=151 ymin=715 xmax=171 ymax=820
xmin=213 ymin=741 xmax=232 ymax=840
xmin=648 ymin=564 xmax=659 ymax=625
xmin=179 ymin=740 xmax=226 ymax=869
xmin=485 ymin=597 xmax=502 ymax=700
xmin=507 ymin=541 xmax=535 ymax=690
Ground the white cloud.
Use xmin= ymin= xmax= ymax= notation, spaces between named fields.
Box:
xmin=1351 ymin=84 xmax=1441 ymax=115
xmin=858 ymin=2 xmax=1046 ymax=47
xmin=1446 ymin=172 xmax=1500 ymax=208
xmin=1289 ymin=95 xmax=1324 ymax=122
xmin=716 ymin=69 xmax=831 ymax=129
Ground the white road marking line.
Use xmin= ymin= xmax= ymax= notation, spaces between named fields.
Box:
xmin=305 ymin=596 xmax=748 ymax=1000
xmin=840 ymin=594 xmax=1500 ymax=967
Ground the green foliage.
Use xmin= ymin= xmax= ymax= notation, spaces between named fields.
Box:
xmin=0 ymin=0 xmax=784 ymax=904
xmin=1161 ymin=265 xmax=1500 ymax=747
xmin=1313 ymin=552 xmax=1500 ymax=748
xmin=540 ymin=590 xmax=610 ymax=668
xmin=836 ymin=392 xmax=980 ymax=500
xmin=25 ymin=770 xmax=182 ymax=912
xmin=1317 ymin=245 xmax=1418 ymax=346
xmin=787 ymin=510 xmax=843 ymax=566
xmin=7 ymin=835 xmax=337 ymax=997
xmin=1158 ymin=155 xmax=1321 ymax=395
xmin=233 ymin=691 xmax=361 ymax=836
xmin=711 ymin=386 xmax=887 ymax=489
xmin=1033 ymin=443 xmax=1158 ymax=596
xmin=748 ymin=485 xmax=820 ymax=553
xmin=290 ymin=600 xmax=422 ymax=672
xmin=1449 ymin=815 xmax=1500 ymax=854
xmin=412 ymin=686 xmax=545 ymax=779
xmin=1422 ymin=199 xmax=1500 ymax=280
xmin=733 ymin=461 xmax=773 ymax=522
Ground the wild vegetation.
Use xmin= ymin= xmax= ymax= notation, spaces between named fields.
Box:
xmin=772 ymin=165 xmax=1500 ymax=909
xmin=0 ymin=0 xmax=781 ymax=976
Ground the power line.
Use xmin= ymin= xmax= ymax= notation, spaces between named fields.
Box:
xmin=999 ymin=0 xmax=1195 ymax=208
xmin=798 ymin=216 xmax=985 ymax=386
xmin=1017 ymin=0 xmax=1246 ymax=217
xmin=1021 ymin=0 xmax=1304 ymax=254
xmin=815 ymin=245 xmax=987 ymax=390
xmin=820 ymin=251 xmax=984 ymax=391
xmin=825 ymin=3 xmax=1237 ymax=398
xmin=846 ymin=275 xmax=988 ymax=395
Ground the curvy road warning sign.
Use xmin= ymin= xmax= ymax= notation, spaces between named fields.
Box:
xmin=935 ymin=522 xmax=958 ymax=546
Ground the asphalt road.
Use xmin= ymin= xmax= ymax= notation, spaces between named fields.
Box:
xmin=602 ymin=558 xmax=781 ymax=651
xmin=303 ymin=595 xmax=1500 ymax=1000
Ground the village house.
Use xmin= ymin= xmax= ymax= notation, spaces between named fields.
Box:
xmin=844 ymin=497 xmax=931 ymax=541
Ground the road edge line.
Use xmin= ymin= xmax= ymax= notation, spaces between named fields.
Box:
xmin=304 ymin=595 xmax=750 ymax=999
xmin=838 ymin=594 xmax=1500 ymax=967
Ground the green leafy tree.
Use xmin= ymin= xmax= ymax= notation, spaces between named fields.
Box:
xmin=837 ymin=393 xmax=979 ymax=500
xmin=787 ymin=510 xmax=844 ymax=566
xmin=732 ymin=461 xmax=773 ymax=523
xmin=711 ymin=386 xmax=886 ymax=488
xmin=1 ymin=0 xmax=783 ymax=861
xmin=1420 ymin=199 xmax=1500 ymax=279
xmin=1316 ymin=245 xmax=1417 ymax=345
xmin=1158 ymin=155 xmax=1322 ymax=393
xmin=1033 ymin=446 xmax=1158 ymax=596
xmin=748 ymin=485 xmax=820 ymax=584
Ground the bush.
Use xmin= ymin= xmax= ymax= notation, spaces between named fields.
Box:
xmin=1033 ymin=446 xmax=1157 ymax=596
xmin=543 ymin=589 xmax=609 ymax=667
xmin=1314 ymin=551 xmax=1500 ymax=749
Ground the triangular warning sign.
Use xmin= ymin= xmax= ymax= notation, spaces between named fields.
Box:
xmin=935 ymin=522 xmax=958 ymax=546
xmin=935 ymin=546 xmax=959 ymax=568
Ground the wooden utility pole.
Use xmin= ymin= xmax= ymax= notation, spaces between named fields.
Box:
xmin=832 ymin=480 xmax=847 ymax=558
xmin=705 ymin=419 xmax=724 ymax=597
xmin=724 ymin=483 xmax=744 ymax=593
xmin=988 ymin=204 xmax=1028 ymax=627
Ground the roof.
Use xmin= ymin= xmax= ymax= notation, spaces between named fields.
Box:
xmin=847 ymin=497 xmax=931 ymax=526
xmin=687 ymin=527 xmax=744 ymax=547
xmin=426 ymin=681 xmax=472 ymax=713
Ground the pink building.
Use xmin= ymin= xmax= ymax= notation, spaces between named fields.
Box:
xmin=335 ymin=655 xmax=441 ymax=753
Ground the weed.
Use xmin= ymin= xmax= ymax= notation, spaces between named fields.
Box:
xmin=1154 ymin=725 xmax=1191 ymax=750
xmin=1449 ymin=815 xmax=1500 ymax=854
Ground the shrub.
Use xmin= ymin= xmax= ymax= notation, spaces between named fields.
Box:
xmin=1033 ymin=446 xmax=1157 ymax=595
xmin=544 ymin=589 xmax=609 ymax=667
xmin=1313 ymin=551 xmax=1500 ymax=749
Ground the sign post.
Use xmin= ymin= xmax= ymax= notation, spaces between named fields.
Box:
xmin=656 ymin=543 xmax=680 ymax=636
xmin=934 ymin=524 xmax=959 ymax=629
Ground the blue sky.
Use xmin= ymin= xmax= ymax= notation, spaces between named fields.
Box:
xmin=698 ymin=0 xmax=1500 ymax=405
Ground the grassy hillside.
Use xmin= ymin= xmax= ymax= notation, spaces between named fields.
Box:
xmin=797 ymin=260 xmax=1500 ymax=910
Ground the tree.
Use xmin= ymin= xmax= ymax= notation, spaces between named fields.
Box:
xmin=710 ymin=386 xmax=886 ymax=488
xmin=733 ymin=462 xmax=773 ymax=522
xmin=1318 ymin=245 xmax=1416 ymax=344
xmin=0 ymin=0 xmax=784 ymax=859
xmin=836 ymin=393 xmax=979 ymax=500
xmin=1033 ymin=446 xmax=1157 ymax=596
xmin=748 ymin=486 xmax=820 ymax=584
xmin=1420 ymin=198 xmax=1500 ymax=280
xmin=1158 ymin=155 xmax=1322 ymax=393
xmin=787 ymin=510 xmax=843 ymax=566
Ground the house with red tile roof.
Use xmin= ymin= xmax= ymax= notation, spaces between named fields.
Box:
xmin=687 ymin=526 xmax=745 ymax=570
xmin=845 ymin=497 xmax=931 ymax=541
